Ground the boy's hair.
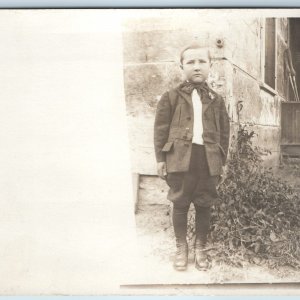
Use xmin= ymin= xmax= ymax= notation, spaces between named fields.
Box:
xmin=180 ymin=42 xmax=211 ymax=64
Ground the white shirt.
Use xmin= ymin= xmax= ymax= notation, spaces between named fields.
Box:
xmin=192 ymin=88 xmax=204 ymax=145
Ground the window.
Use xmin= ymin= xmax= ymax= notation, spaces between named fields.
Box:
xmin=264 ymin=18 xmax=276 ymax=89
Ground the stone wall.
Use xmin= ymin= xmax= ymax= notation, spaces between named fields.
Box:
xmin=122 ymin=13 xmax=289 ymax=174
xmin=221 ymin=18 xmax=288 ymax=164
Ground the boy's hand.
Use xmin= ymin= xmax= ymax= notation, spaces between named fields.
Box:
xmin=157 ymin=162 xmax=167 ymax=180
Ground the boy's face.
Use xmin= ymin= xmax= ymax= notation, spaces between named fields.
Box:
xmin=181 ymin=48 xmax=211 ymax=84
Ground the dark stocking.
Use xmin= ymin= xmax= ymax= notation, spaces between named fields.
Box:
xmin=172 ymin=204 xmax=190 ymax=244
xmin=194 ymin=205 xmax=211 ymax=247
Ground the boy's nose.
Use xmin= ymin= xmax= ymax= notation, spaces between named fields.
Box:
xmin=193 ymin=62 xmax=201 ymax=69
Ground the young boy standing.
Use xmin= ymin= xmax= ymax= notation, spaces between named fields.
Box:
xmin=154 ymin=42 xmax=230 ymax=271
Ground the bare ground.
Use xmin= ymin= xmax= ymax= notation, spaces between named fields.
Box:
xmin=134 ymin=168 xmax=300 ymax=285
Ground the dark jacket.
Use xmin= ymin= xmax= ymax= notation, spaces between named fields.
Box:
xmin=154 ymin=82 xmax=230 ymax=176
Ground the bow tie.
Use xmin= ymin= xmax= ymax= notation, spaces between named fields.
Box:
xmin=180 ymin=81 xmax=210 ymax=94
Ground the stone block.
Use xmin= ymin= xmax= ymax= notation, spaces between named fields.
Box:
xmin=123 ymin=30 xmax=194 ymax=64
xmin=122 ymin=31 xmax=148 ymax=64
xmin=123 ymin=27 xmax=228 ymax=64
xmin=126 ymin=117 xmax=157 ymax=175
xmin=123 ymin=63 xmax=169 ymax=116
xmin=129 ymin=145 xmax=157 ymax=175
xmin=232 ymin=69 xmax=280 ymax=126
xmin=232 ymin=68 xmax=261 ymax=122
xmin=138 ymin=175 xmax=169 ymax=206
xmin=123 ymin=15 xmax=263 ymax=79
xmin=252 ymin=124 xmax=281 ymax=167
xmin=222 ymin=60 xmax=236 ymax=122
xmin=225 ymin=18 xmax=261 ymax=79
xmin=251 ymin=124 xmax=281 ymax=152
xmin=125 ymin=94 xmax=157 ymax=119
xmin=127 ymin=117 xmax=154 ymax=148
xmin=123 ymin=63 xmax=167 ymax=97
xmin=209 ymin=59 xmax=227 ymax=97
xmin=258 ymin=89 xmax=280 ymax=126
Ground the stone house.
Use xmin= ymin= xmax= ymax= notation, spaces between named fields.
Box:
xmin=122 ymin=12 xmax=300 ymax=205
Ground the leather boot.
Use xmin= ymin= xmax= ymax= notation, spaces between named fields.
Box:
xmin=173 ymin=240 xmax=188 ymax=271
xmin=195 ymin=239 xmax=210 ymax=271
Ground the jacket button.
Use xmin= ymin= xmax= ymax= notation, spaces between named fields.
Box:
xmin=186 ymin=117 xmax=191 ymax=120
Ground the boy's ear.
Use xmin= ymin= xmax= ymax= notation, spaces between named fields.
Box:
xmin=180 ymin=64 xmax=183 ymax=70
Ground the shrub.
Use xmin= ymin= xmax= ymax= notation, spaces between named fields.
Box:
xmin=188 ymin=125 xmax=300 ymax=269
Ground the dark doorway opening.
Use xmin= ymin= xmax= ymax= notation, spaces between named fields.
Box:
xmin=281 ymin=19 xmax=300 ymax=158
xmin=288 ymin=18 xmax=300 ymax=101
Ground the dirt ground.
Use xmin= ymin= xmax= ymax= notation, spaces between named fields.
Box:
xmin=133 ymin=163 xmax=300 ymax=285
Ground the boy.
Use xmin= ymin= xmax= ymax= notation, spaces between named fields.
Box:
xmin=154 ymin=42 xmax=230 ymax=271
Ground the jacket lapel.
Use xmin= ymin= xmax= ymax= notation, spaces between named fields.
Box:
xmin=202 ymin=96 xmax=216 ymax=113
xmin=175 ymin=83 xmax=217 ymax=112
xmin=202 ymin=88 xmax=218 ymax=113
xmin=176 ymin=88 xmax=192 ymax=106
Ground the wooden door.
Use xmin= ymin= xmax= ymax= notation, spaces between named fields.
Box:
xmin=281 ymin=102 xmax=300 ymax=157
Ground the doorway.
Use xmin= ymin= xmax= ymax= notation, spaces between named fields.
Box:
xmin=281 ymin=19 xmax=300 ymax=157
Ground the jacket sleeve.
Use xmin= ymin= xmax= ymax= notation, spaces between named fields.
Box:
xmin=219 ymin=97 xmax=230 ymax=165
xmin=154 ymin=91 xmax=172 ymax=163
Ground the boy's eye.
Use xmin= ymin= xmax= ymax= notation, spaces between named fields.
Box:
xmin=185 ymin=60 xmax=207 ymax=64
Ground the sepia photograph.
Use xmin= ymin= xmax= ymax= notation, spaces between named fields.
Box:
xmin=1 ymin=7 xmax=300 ymax=295
xmin=122 ymin=9 xmax=300 ymax=285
